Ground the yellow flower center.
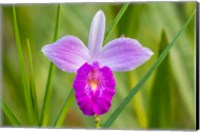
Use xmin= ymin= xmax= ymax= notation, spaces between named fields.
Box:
xmin=90 ymin=81 xmax=98 ymax=91
xmin=88 ymin=68 xmax=101 ymax=91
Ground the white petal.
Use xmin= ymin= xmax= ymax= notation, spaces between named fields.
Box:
xmin=88 ymin=10 xmax=106 ymax=58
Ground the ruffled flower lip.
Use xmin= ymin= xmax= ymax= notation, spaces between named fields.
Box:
xmin=73 ymin=62 xmax=116 ymax=116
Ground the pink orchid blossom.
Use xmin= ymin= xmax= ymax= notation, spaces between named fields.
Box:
xmin=42 ymin=10 xmax=153 ymax=116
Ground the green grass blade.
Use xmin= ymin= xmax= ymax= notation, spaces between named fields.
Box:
xmin=0 ymin=100 xmax=21 ymax=126
xmin=127 ymin=71 xmax=148 ymax=128
xmin=51 ymin=89 xmax=74 ymax=127
xmin=40 ymin=4 xmax=61 ymax=126
xmin=13 ymin=5 xmax=34 ymax=125
xmin=53 ymin=4 xmax=61 ymax=41
xmin=102 ymin=9 xmax=196 ymax=128
xmin=104 ymin=3 xmax=129 ymax=43
xmin=26 ymin=39 xmax=39 ymax=125
xmin=155 ymin=6 xmax=195 ymax=121
xmin=148 ymin=30 xmax=172 ymax=128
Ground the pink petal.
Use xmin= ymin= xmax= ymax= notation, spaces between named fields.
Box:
xmin=88 ymin=10 xmax=105 ymax=58
xmin=42 ymin=36 xmax=90 ymax=73
xmin=73 ymin=62 xmax=116 ymax=116
xmin=97 ymin=38 xmax=154 ymax=71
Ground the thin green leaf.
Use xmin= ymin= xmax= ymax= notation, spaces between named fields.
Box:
xmin=0 ymin=100 xmax=21 ymax=126
xmin=27 ymin=39 xmax=39 ymax=125
xmin=40 ymin=4 xmax=61 ymax=126
xmin=53 ymin=4 xmax=61 ymax=41
xmin=13 ymin=5 xmax=34 ymax=125
xmin=118 ymin=4 xmax=143 ymax=37
xmin=104 ymin=3 xmax=129 ymax=43
xmin=127 ymin=71 xmax=148 ymax=128
xmin=102 ymin=9 xmax=196 ymax=128
xmin=148 ymin=30 xmax=172 ymax=128
xmin=156 ymin=5 xmax=195 ymax=121
xmin=51 ymin=89 xmax=74 ymax=127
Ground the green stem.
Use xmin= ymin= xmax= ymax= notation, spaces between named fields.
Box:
xmin=104 ymin=3 xmax=129 ymax=43
xmin=51 ymin=89 xmax=74 ymax=127
xmin=40 ymin=4 xmax=61 ymax=126
xmin=93 ymin=114 xmax=100 ymax=129
xmin=13 ymin=5 xmax=34 ymax=125
xmin=0 ymin=100 xmax=21 ymax=126
xmin=27 ymin=39 xmax=39 ymax=125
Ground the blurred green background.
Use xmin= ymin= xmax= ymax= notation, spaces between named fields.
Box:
xmin=1 ymin=2 xmax=196 ymax=129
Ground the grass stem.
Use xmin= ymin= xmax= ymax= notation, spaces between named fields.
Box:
xmin=40 ymin=4 xmax=61 ymax=126
xmin=104 ymin=3 xmax=129 ymax=43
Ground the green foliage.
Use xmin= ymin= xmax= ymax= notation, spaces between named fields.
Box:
xmin=148 ymin=30 xmax=173 ymax=128
xmin=102 ymin=10 xmax=195 ymax=128
xmin=12 ymin=6 xmax=36 ymax=125
xmin=104 ymin=3 xmax=129 ymax=43
xmin=40 ymin=4 xmax=61 ymax=126
xmin=27 ymin=39 xmax=39 ymax=125
xmin=51 ymin=89 xmax=74 ymax=127
xmin=0 ymin=100 xmax=21 ymax=126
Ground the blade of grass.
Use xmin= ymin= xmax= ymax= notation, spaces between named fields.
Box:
xmin=156 ymin=5 xmax=195 ymax=122
xmin=118 ymin=4 xmax=143 ymax=37
xmin=102 ymin=9 xmax=196 ymax=128
xmin=27 ymin=39 xmax=39 ymax=125
xmin=51 ymin=89 xmax=74 ymax=127
xmin=104 ymin=3 xmax=129 ymax=43
xmin=148 ymin=30 xmax=172 ymax=128
xmin=40 ymin=4 xmax=61 ymax=126
xmin=13 ymin=5 xmax=34 ymax=125
xmin=128 ymin=72 xmax=148 ymax=128
xmin=0 ymin=100 xmax=21 ymax=126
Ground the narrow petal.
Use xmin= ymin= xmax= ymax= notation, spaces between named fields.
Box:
xmin=42 ymin=36 xmax=90 ymax=73
xmin=88 ymin=10 xmax=105 ymax=57
xmin=73 ymin=62 xmax=116 ymax=116
xmin=97 ymin=38 xmax=154 ymax=71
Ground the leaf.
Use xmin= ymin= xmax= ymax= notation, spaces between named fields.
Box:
xmin=155 ymin=4 xmax=195 ymax=121
xmin=40 ymin=4 xmax=61 ymax=126
xmin=102 ymin=9 xmax=196 ymax=128
xmin=104 ymin=3 xmax=129 ymax=43
xmin=148 ymin=30 xmax=172 ymax=128
xmin=27 ymin=39 xmax=39 ymax=125
xmin=13 ymin=5 xmax=35 ymax=125
xmin=51 ymin=89 xmax=74 ymax=127
xmin=118 ymin=4 xmax=144 ymax=37
xmin=0 ymin=100 xmax=21 ymax=126
xmin=128 ymin=71 xmax=148 ymax=128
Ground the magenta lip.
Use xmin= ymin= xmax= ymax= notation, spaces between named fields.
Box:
xmin=73 ymin=62 xmax=116 ymax=116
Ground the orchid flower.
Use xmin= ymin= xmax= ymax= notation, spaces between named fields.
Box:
xmin=42 ymin=10 xmax=153 ymax=116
